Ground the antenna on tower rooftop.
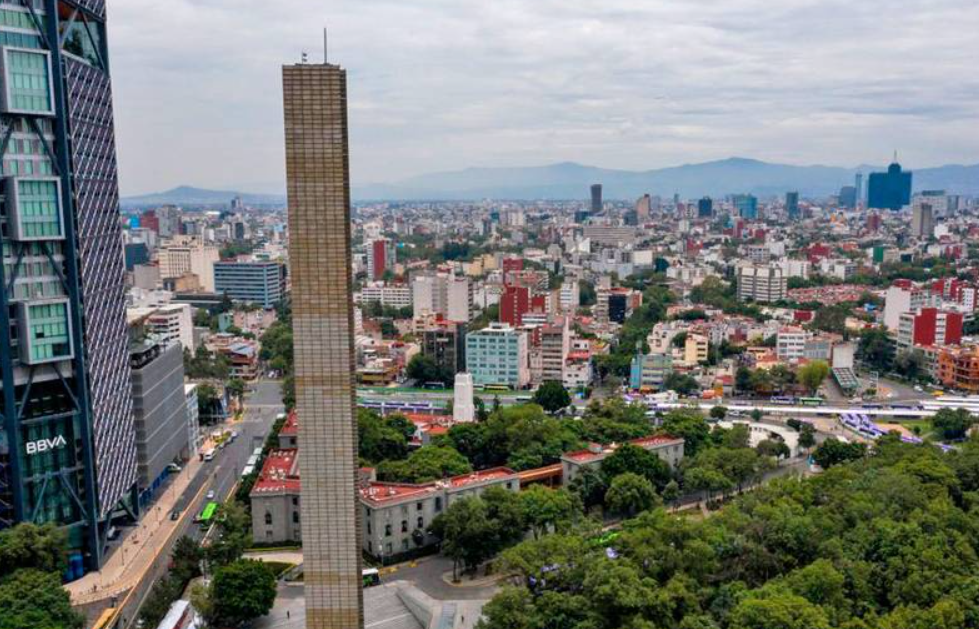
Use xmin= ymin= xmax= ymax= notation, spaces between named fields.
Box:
xmin=324 ymin=27 xmax=328 ymax=64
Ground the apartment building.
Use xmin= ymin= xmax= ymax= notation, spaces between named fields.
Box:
xmin=158 ymin=236 xmax=220 ymax=292
xmin=465 ymin=323 xmax=530 ymax=389
xmin=737 ymin=264 xmax=787 ymax=303
xmin=357 ymin=282 xmax=413 ymax=309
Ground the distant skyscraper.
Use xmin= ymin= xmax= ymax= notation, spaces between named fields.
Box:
xmin=635 ymin=194 xmax=651 ymax=222
xmin=868 ymin=160 xmax=912 ymax=211
xmin=734 ymin=194 xmax=759 ymax=220
xmin=283 ymin=61 xmax=364 ymax=628
xmin=698 ymin=197 xmax=714 ymax=218
xmin=0 ymin=0 xmax=137 ymax=576
xmin=786 ymin=192 xmax=800 ymax=219
xmin=854 ymin=173 xmax=864 ymax=205
xmin=839 ymin=186 xmax=857 ymax=209
xmin=590 ymin=184 xmax=603 ymax=213
xmin=911 ymin=203 xmax=934 ymax=239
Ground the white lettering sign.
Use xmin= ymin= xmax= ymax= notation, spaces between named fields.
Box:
xmin=25 ymin=435 xmax=67 ymax=455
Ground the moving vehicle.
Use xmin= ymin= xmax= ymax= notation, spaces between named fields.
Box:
xmin=206 ymin=489 xmax=216 ymax=500
xmin=196 ymin=501 xmax=219 ymax=526
xmin=362 ymin=567 xmax=381 ymax=588
xmin=170 ymin=509 xmax=181 ymax=521
xmin=203 ymin=448 xmax=215 ymax=462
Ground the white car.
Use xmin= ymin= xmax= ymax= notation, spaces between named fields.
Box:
xmin=206 ymin=490 xmax=216 ymax=500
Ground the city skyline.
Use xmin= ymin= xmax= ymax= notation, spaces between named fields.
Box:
xmin=110 ymin=0 xmax=979 ymax=196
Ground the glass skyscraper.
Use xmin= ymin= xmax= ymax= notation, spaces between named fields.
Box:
xmin=0 ymin=0 xmax=136 ymax=577
xmin=868 ymin=162 xmax=912 ymax=211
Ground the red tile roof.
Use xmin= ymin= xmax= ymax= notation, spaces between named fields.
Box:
xmin=446 ymin=467 xmax=516 ymax=488
xmin=279 ymin=410 xmax=299 ymax=436
xmin=251 ymin=449 xmax=300 ymax=494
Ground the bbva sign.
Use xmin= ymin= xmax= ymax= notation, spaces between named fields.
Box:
xmin=25 ymin=435 xmax=68 ymax=456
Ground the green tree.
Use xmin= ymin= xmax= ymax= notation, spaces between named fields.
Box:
xmin=933 ymin=408 xmax=975 ymax=441
xmin=0 ymin=523 xmax=67 ymax=579
xmin=812 ymin=438 xmax=867 ymax=468
xmin=226 ymin=378 xmax=246 ymax=400
xmin=756 ymin=439 xmax=790 ymax=464
xmin=664 ymin=372 xmax=699 ymax=396
xmin=735 ymin=367 xmax=753 ymax=395
xmin=601 ymin=443 xmax=672 ymax=491
xmin=857 ymin=327 xmax=895 ymax=372
xmin=431 ymin=497 xmax=496 ymax=579
xmin=520 ymin=486 xmax=577 ymax=539
xmin=894 ymin=350 xmax=926 ymax=382
xmin=579 ymin=280 xmax=597 ymax=306
xmin=568 ymin=465 xmax=608 ymax=511
xmin=662 ymin=479 xmax=680 ymax=511
xmin=605 ymin=472 xmax=660 ymax=517
xmin=728 ymin=593 xmax=831 ymax=629
xmin=798 ymin=360 xmax=830 ymax=395
xmin=482 ymin=486 xmax=527 ymax=553
xmin=798 ymin=424 xmax=816 ymax=451
xmin=376 ymin=445 xmax=472 ymax=483
xmin=0 ymin=569 xmax=83 ymax=629
xmin=533 ymin=381 xmax=572 ymax=414
xmin=406 ymin=354 xmax=452 ymax=387
xmin=661 ymin=409 xmax=711 ymax=457
xmin=810 ymin=304 xmax=849 ymax=335
xmin=208 ymin=559 xmax=277 ymax=627
xmin=171 ymin=535 xmax=203 ymax=583
xmin=205 ymin=501 xmax=252 ymax=568
xmin=358 ymin=408 xmax=410 ymax=464
xmin=710 ymin=406 xmax=728 ymax=421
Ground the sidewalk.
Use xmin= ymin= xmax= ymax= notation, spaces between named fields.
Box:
xmin=66 ymin=453 xmax=210 ymax=605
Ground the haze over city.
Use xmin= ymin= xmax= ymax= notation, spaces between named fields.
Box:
xmin=110 ymin=0 xmax=979 ymax=195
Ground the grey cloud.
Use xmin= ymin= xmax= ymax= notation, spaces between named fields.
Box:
xmin=109 ymin=0 xmax=979 ymax=195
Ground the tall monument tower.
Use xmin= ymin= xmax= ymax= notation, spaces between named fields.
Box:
xmin=283 ymin=61 xmax=364 ymax=628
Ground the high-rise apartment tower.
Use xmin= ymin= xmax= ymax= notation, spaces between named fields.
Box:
xmin=0 ymin=0 xmax=137 ymax=576
xmin=283 ymin=61 xmax=364 ymax=628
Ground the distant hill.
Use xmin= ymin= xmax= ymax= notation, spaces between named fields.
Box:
xmin=126 ymin=158 xmax=979 ymax=206
xmin=121 ymin=186 xmax=285 ymax=208
xmin=353 ymin=157 xmax=979 ymax=201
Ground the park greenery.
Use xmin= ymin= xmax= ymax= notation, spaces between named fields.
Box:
xmin=0 ymin=524 xmax=82 ymax=629
xmin=406 ymin=353 xmax=455 ymax=388
xmin=477 ymin=435 xmax=979 ymax=629
xmin=533 ymin=380 xmax=573 ymax=414
xmin=428 ymin=405 xmax=806 ymax=583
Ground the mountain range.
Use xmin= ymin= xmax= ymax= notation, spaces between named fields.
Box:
xmin=122 ymin=158 xmax=979 ymax=206
xmin=120 ymin=186 xmax=285 ymax=208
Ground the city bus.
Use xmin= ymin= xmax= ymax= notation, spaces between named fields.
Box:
xmin=196 ymin=501 xmax=219 ymax=526
xmin=799 ymin=397 xmax=824 ymax=407
xmin=91 ymin=608 xmax=117 ymax=629
xmin=482 ymin=384 xmax=510 ymax=393
xmin=362 ymin=567 xmax=381 ymax=588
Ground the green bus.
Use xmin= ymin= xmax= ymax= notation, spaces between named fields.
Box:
xmin=362 ymin=568 xmax=381 ymax=588
xmin=799 ymin=397 xmax=824 ymax=407
xmin=196 ymin=501 xmax=219 ymax=526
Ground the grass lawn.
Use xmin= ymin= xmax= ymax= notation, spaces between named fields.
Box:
xmin=882 ymin=418 xmax=934 ymax=439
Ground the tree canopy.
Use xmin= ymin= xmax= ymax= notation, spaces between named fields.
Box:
xmin=533 ymin=381 xmax=572 ymax=414
xmin=479 ymin=437 xmax=979 ymax=629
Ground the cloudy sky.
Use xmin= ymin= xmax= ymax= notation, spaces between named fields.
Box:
xmin=109 ymin=0 xmax=979 ymax=196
